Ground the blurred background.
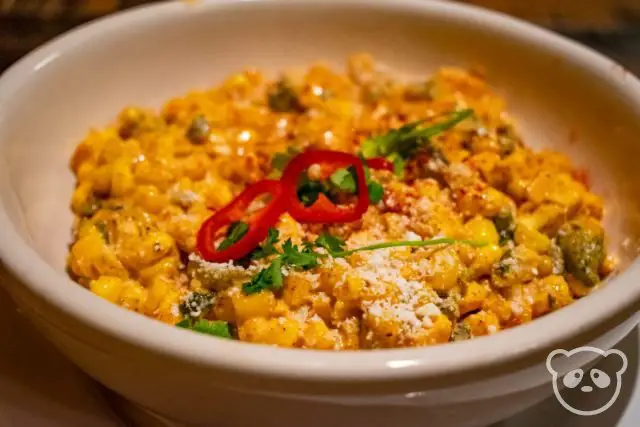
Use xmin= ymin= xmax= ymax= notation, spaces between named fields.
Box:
xmin=0 ymin=0 xmax=639 ymax=74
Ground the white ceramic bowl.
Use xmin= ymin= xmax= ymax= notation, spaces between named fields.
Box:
xmin=1 ymin=1 xmax=640 ymax=426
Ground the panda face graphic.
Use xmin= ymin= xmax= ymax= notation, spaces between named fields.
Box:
xmin=563 ymin=368 xmax=611 ymax=391
xmin=546 ymin=347 xmax=628 ymax=416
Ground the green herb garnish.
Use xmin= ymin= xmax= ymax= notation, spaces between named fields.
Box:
xmin=217 ymin=221 xmax=249 ymax=251
xmin=329 ymin=161 xmax=383 ymax=204
xmin=281 ymin=239 xmax=321 ymax=269
xmin=315 ymin=233 xmax=346 ymax=254
xmin=176 ymin=319 xmax=232 ymax=339
xmin=271 ymin=149 xmax=383 ymax=205
xmin=243 ymin=257 xmax=284 ymax=294
xmin=329 ymin=167 xmax=356 ymax=192
xmin=367 ymin=181 xmax=384 ymax=204
xmin=324 ymin=237 xmax=484 ymax=258
xmin=270 ymin=146 xmax=301 ymax=175
xmin=361 ymin=109 xmax=474 ymax=176
xmin=244 ymin=238 xmax=321 ymax=294
xmin=243 ymin=229 xmax=485 ymax=295
xmin=296 ymin=176 xmax=332 ymax=207
xmin=251 ymin=228 xmax=280 ymax=260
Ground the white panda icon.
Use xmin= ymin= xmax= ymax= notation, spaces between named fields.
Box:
xmin=546 ymin=347 xmax=628 ymax=416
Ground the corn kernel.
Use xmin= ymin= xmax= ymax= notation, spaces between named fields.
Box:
xmin=90 ymin=276 xmax=126 ymax=304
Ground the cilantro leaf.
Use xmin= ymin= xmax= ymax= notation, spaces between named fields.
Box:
xmin=297 ymin=176 xmax=332 ymax=207
xmin=266 ymin=227 xmax=280 ymax=246
xmin=176 ymin=319 xmax=233 ymax=339
xmin=243 ymin=257 xmax=283 ymax=294
xmin=271 ymin=146 xmax=301 ymax=172
xmin=367 ymin=181 xmax=384 ymax=204
xmin=217 ymin=221 xmax=249 ymax=251
xmin=244 ymin=237 xmax=321 ymax=295
xmin=330 ymin=167 xmax=356 ymax=192
xmin=388 ymin=153 xmax=406 ymax=178
xmin=251 ymin=228 xmax=280 ymax=260
xmin=281 ymin=239 xmax=320 ymax=269
xmin=329 ymin=164 xmax=383 ymax=204
xmin=315 ymin=233 xmax=346 ymax=254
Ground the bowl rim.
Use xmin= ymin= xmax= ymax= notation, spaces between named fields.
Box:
xmin=1 ymin=0 xmax=640 ymax=389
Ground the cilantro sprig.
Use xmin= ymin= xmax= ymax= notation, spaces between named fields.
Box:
xmin=268 ymin=109 xmax=473 ymax=207
xmin=244 ymin=230 xmax=321 ymax=294
xmin=361 ymin=109 xmax=474 ymax=176
xmin=250 ymin=227 xmax=280 ymax=259
xmin=243 ymin=229 xmax=485 ymax=295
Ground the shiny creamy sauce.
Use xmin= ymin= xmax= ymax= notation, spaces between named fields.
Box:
xmin=67 ymin=54 xmax=615 ymax=349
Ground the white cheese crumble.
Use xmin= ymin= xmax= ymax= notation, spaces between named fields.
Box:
xmin=170 ymin=303 xmax=180 ymax=317
xmin=416 ymin=303 xmax=441 ymax=318
xmin=416 ymin=197 xmax=432 ymax=212
xmin=511 ymin=301 xmax=524 ymax=315
xmin=405 ymin=231 xmax=422 ymax=242
xmin=292 ymin=307 xmax=310 ymax=324
xmin=449 ymin=163 xmax=473 ymax=178
xmin=169 ymin=186 xmax=201 ymax=206
xmin=352 ymin=245 xmax=440 ymax=340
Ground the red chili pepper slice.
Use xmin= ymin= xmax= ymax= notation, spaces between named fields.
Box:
xmin=366 ymin=157 xmax=394 ymax=172
xmin=196 ymin=180 xmax=285 ymax=262
xmin=281 ymin=150 xmax=369 ymax=223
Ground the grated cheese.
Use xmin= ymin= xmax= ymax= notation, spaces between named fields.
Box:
xmin=170 ymin=303 xmax=180 ymax=317
xmin=405 ymin=231 xmax=422 ymax=242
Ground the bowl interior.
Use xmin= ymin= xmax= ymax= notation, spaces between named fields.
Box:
xmin=1 ymin=0 xmax=640 ymax=368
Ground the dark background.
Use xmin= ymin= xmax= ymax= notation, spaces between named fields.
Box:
xmin=0 ymin=0 xmax=639 ymax=74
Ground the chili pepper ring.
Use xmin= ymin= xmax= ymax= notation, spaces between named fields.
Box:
xmin=196 ymin=180 xmax=286 ymax=262
xmin=281 ymin=150 xmax=370 ymax=224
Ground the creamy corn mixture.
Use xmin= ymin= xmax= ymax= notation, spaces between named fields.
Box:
xmin=67 ymin=54 xmax=614 ymax=349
